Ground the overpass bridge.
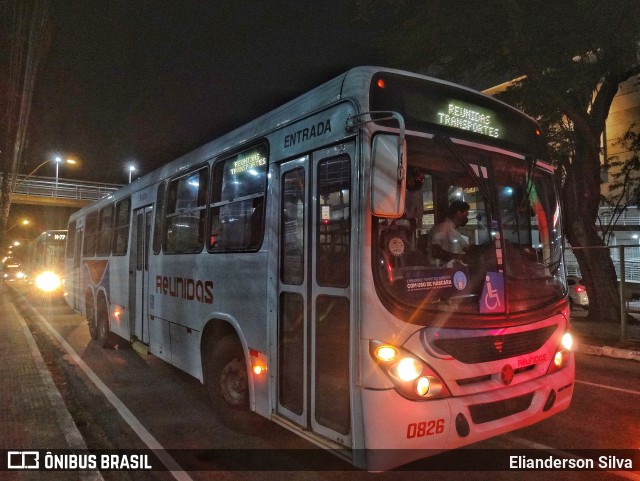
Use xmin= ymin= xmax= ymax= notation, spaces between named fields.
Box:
xmin=7 ymin=174 xmax=123 ymax=208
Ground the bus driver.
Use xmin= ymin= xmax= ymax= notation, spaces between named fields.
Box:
xmin=426 ymin=200 xmax=470 ymax=265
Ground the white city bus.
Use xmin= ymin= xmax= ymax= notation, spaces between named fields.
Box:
xmin=28 ymin=230 xmax=67 ymax=294
xmin=64 ymin=67 xmax=574 ymax=470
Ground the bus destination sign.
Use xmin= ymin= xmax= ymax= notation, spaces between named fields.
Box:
xmin=437 ymin=102 xmax=500 ymax=138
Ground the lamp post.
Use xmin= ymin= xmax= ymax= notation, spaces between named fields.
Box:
xmin=54 ymin=156 xmax=77 ymax=193
xmin=128 ymin=165 xmax=137 ymax=183
xmin=20 ymin=157 xmax=77 ymax=196
xmin=5 ymin=219 xmax=30 ymax=233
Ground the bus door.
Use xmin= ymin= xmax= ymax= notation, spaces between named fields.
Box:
xmin=130 ymin=205 xmax=153 ymax=344
xmin=276 ymin=144 xmax=354 ymax=446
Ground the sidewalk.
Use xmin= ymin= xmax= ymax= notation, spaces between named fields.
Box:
xmin=0 ymin=288 xmax=102 ymax=480
xmin=570 ymin=309 xmax=640 ymax=361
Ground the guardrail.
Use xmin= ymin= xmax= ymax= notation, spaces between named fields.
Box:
xmin=566 ymin=246 xmax=640 ymax=285
xmin=4 ymin=174 xmax=123 ymax=202
xmin=566 ymin=245 xmax=640 ymax=341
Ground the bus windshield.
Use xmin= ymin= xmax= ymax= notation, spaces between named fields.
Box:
xmin=373 ymin=136 xmax=565 ymax=318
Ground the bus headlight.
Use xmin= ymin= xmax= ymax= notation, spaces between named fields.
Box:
xmin=370 ymin=340 xmax=451 ymax=400
xmin=35 ymin=271 xmax=62 ymax=292
xmin=547 ymin=331 xmax=573 ymax=374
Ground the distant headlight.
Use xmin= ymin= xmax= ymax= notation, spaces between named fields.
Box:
xmin=16 ymin=271 xmax=26 ymax=279
xmin=35 ymin=271 xmax=62 ymax=292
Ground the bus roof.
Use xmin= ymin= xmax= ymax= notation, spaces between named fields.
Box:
xmin=69 ymin=66 xmax=537 ymax=219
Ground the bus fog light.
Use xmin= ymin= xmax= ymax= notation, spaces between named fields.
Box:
xmin=416 ymin=377 xmax=430 ymax=396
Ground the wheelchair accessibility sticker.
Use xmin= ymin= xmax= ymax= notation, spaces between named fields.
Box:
xmin=480 ymin=272 xmax=505 ymax=313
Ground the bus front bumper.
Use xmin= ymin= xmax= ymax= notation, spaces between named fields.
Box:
xmin=360 ymin=360 xmax=574 ymax=471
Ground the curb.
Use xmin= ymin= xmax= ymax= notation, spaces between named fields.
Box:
xmin=577 ymin=343 xmax=640 ymax=362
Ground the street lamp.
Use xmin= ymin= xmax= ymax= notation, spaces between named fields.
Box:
xmin=54 ymin=156 xmax=77 ymax=192
xmin=5 ymin=219 xmax=29 ymax=233
xmin=128 ymin=165 xmax=137 ymax=183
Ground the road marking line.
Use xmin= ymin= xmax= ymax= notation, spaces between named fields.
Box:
xmin=576 ymin=379 xmax=640 ymax=396
xmin=506 ymin=435 xmax=640 ymax=481
xmin=23 ymin=300 xmax=194 ymax=481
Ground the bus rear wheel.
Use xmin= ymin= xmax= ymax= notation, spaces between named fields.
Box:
xmin=205 ymin=336 xmax=253 ymax=429
xmin=96 ymin=299 xmax=111 ymax=348
xmin=87 ymin=299 xmax=97 ymax=340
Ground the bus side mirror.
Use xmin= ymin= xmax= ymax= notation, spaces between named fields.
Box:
xmin=371 ymin=134 xmax=406 ymax=218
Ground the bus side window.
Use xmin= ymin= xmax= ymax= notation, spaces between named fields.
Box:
xmin=83 ymin=212 xmax=98 ymax=258
xmin=97 ymin=205 xmax=114 ymax=256
xmin=164 ymin=167 xmax=208 ymax=253
xmin=153 ymin=182 xmax=166 ymax=254
xmin=208 ymin=144 xmax=267 ymax=252
xmin=112 ymin=198 xmax=131 ymax=255
xmin=66 ymin=221 xmax=76 ymax=259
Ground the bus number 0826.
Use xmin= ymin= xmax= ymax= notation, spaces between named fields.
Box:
xmin=406 ymin=419 xmax=445 ymax=439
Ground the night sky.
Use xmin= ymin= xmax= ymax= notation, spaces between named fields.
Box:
xmin=25 ymin=1 xmax=382 ymax=185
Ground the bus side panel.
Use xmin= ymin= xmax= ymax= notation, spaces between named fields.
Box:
xmin=106 ymin=256 xmax=132 ymax=340
xmin=150 ymin=316 xmax=172 ymax=363
xmin=149 ymin=251 xmax=269 ymax=380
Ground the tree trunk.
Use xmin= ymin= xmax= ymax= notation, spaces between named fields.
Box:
xmin=563 ymin=131 xmax=621 ymax=323
xmin=0 ymin=175 xmax=13 ymax=250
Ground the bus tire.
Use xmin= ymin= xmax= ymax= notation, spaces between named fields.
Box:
xmin=87 ymin=295 xmax=98 ymax=340
xmin=96 ymin=299 xmax=111 ymax=348
xmin=205 ymin=335 xmax=254 ymax=430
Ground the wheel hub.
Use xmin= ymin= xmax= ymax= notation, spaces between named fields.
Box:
xmin=219 ymin=357 xmax=248 ymax=406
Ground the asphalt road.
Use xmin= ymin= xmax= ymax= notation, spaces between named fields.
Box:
xmin=13 ymin=290 xmax=640 ymax=481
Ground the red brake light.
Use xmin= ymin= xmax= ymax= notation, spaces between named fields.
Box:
xmin=574 ymin=286 xmax=585 ymax=293
xmin=377 ymin=78 xmax=386 ymax=89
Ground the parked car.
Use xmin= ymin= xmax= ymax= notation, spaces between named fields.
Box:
xmin=567 ymin=275 xmax=589 ymax=309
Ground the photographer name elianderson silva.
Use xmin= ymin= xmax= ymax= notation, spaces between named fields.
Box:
xmin=510 ymin=455 xmax=633 ymax=470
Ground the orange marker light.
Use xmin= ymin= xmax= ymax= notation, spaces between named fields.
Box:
xmin=377 ymin=78 xmax=386 ymax=89
xmin=249 ymin=349 xmax=267 ymax=375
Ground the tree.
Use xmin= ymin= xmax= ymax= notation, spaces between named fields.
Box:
xmin=360 ymin=0 xmax=640 ymax=322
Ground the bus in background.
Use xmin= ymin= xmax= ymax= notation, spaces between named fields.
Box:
xmin=63 ymin=67 xmax=574 ymax=470
xmin=28 ymin=230 xmax=67 ymax=295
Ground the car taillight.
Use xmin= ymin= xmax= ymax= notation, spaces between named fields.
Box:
xmin=574 ymin=286 xmax=585 ymax=293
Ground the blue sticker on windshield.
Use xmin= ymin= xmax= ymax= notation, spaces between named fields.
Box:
xmin=480 ymin=272 xmax=505 ymax=313
xmin=453 ymin=271 xmax=468 ymax=291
